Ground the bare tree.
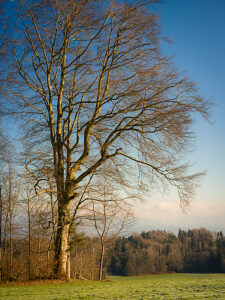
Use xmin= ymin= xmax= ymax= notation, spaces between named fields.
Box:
xmin=89 ymin=186 xmax=133 ymax=280
xmin=18 ymin=167 xmax=58 ymax=280
xmin=6 ymin=0 xmax=209 ymax=278
xmin=0 ymin=162 xmax=18 ymax=280
xmin=21 ymin=170 xmax=37 ymax=280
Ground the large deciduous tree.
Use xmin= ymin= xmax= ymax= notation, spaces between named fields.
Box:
xmin=7 ymin=0 xmax=209 ymax=278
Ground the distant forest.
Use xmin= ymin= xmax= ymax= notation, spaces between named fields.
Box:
xmin=1 ymin=227 xmax=225 ymax=281
xmin=108 ymin=228 xmax=225 ymax=276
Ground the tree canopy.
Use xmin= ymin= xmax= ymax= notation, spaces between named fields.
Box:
xmin=1 ymin=0 xmax=209 ymax=278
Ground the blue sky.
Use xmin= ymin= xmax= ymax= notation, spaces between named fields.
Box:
xmin=134 ymin=0 xmax=225 ymax=233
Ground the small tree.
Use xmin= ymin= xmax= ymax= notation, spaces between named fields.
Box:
xmin=89 ymin=186 xmax=133 ymax=280
xmin=0 ymin=162 xmax=18 ymax=280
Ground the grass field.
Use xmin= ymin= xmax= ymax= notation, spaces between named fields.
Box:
xmin=1 ymin=273 xmax=225 ymax=299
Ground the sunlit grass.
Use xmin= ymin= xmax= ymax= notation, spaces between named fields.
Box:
xmin=1 ymin=274 xmax=225 ymax=299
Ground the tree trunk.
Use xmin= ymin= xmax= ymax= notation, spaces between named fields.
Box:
xmin=8 ymin=165 xmax=13 ymax=280
xmin=99 ymin=241 xmax=105 ymax=281
xmin=37 ymin=217 xmax=41 ymax=279
xmin=9 ymin=197 xmax=12 ymax=280
xmin=47 ymin=250 xmax=49 ymax=277
xmin=67 ymin=247 xmax=71 ymax=280
xmin=27 ymin=195 xmax=32 ymax=280
xmin=54 ymin=201 xmax=71 ymax=278
xmin=66 ymin=228 xmax=71 ymax=280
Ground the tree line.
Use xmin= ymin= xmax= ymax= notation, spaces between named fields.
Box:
xmin=109 ymin=229 xmax=225 ymax=275
xmin=0 ymin=0 xmax=210 ymax=280
xmin=1 ymin=196 xmax=225 ymax=282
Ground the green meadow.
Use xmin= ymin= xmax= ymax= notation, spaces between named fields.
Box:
xmin=1 ymin=274 xmax=225 ymax=299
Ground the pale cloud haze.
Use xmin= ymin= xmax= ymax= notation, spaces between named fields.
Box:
xmin=133 ymin=198 xmax=225 ymax=233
